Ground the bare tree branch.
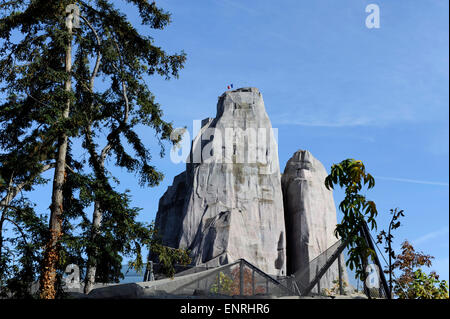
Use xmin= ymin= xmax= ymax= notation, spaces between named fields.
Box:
xmin=80 ymin=15 xmax=102 ymax=91
xmin=100 ymin=33 xmax=130 ymax=162
xmin=64 ymin=164 xmax=77 ymax=175
xmin=4 ymin=217 xmax=29 ymax=246
xmin=0 ymin=163 xmax=55 ymax=208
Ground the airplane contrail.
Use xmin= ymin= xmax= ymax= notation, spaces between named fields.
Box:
xmin=374 ymin=176 xmax=449 ymax=186
xmin=413 ymin=227 xmax=449 ymax=245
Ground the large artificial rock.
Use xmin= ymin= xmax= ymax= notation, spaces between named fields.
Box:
xmin=281 ymin=150 xmax=345 ymax=290
xmin=154 ymin=88 xmax=286 ymax=276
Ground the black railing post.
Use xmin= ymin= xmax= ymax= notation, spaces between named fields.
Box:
xmin=361 ymin=221 xmax=392 ymax=299
xmin=300 ymin=239 xmax=348 ymax=296
xmin=338 ymin=254 xmax=344 ymax=295
xmin=252 ymin=269 xmax=255 ymax=295
xmin=360 ymin=227 xmax=372 ymax=299
xmin=239 ymin=260 xmax=244 ymax=296
xmin=217 ymin=272 xmax=220 ymax=294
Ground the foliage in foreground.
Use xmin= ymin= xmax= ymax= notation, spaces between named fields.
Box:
xmin=325 ymin=159 xmax=378 ymax=281
xmin=392 ymin=241 xmax=448 ymax=299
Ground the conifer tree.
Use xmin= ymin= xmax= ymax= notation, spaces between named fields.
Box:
xmin=0 ymin=0 xmax=186 ymax=298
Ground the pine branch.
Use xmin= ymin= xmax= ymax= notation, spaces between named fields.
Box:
xmin=0 ymin=163 xmax=55 ymax=208
xmin=3 ymin=217 xmax=29 ymax=246
xmin=79 ymin=15 xmax=102 ymax=91
xmin=100 ymin=33 xmax=130 ymax=162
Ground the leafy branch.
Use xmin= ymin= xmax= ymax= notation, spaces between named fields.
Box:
xmin=325 ymin=159 xmax=378 ymax=281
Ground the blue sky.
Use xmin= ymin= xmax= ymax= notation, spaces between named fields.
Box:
xmin=6 ymin=0 xmax=449 ymax=281
xmin=126 ymin=0 xmax=449 ymax=280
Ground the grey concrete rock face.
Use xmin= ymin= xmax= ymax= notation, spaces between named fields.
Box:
xmin=154 ymin=171 xmax=187 ymax=248
xmin=281 ymin=150 xmax=344 ymax=289
xmin=155 ymin=88 xmax=286 ymax=276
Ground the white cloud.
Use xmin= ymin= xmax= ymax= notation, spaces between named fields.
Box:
xmin=374 ymin=176 xmax=449 ymax=187
xmin=273 ymin=117 xmax=375 ymax=127
xmin=413 ymin=227 xmax=449 ymax=245
xmin=272 ymin=104 xmax=417 ymax=128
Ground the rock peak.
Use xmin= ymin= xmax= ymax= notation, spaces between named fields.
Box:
xmin=153 ymin=88 xmax=286 ymax=275
xmin=220 ymin=87 xmax=260 ymax=97
xmin=152 ymin=91 xmax=344 ymax=288
xmin=282 ymin=150 xmax=345 ymax=288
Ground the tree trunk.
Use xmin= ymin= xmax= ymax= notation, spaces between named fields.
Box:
xmin=0 ymin=186 xmax=14 ymax=268
xmin=388 ymin=227 xmax=393 ymax=296
xmin=0 ymin=209 xmax=6 ymax=276
xmin=39 ymin=25 xmax=73 ymax=299
xmin=83 ymin=139 xmax=107 ymax=293
xmin=83 ymin=23 xmax=128 ymax=294
xmin=84 ymin=200 xmax=102 ymax=294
